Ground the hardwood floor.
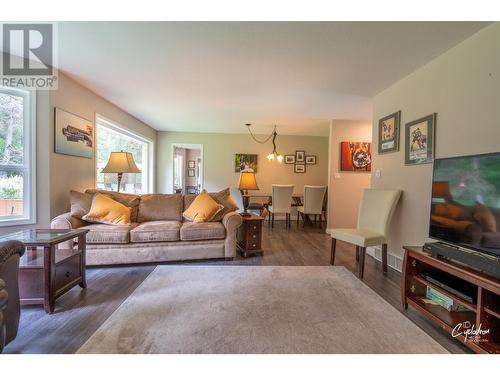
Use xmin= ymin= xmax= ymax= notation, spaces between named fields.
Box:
xmin=5 ymin=222 xmax=471 ymax=354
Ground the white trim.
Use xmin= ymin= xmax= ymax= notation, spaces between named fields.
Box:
xmin=0 ymin=87 xmax=36 ymax=227
xmin=94 ymin=113 xmax=154 ymax=194
xmin=171 ymin=143 xmax=204 ymax=194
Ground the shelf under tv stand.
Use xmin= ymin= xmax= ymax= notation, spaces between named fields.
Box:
xmin=402 ymin=246 xmax=500 ymax=354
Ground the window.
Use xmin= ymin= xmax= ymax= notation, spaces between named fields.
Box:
xmin=95 ymin=116 xmax=153 ymax=195
xmin=0 ymin=87 xmax=35 ymax=225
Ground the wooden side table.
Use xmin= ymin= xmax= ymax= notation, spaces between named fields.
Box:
xmin=1 ymin=229 xmax=89 ymax=314
xmin=237 ymin=213 xmax=265 ymax=257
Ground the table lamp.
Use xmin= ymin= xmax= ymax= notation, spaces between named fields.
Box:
xmin=238 ymin=171 xmax=259 ymax=216
xmin=101 ymin=151 xmax=141 ymax=192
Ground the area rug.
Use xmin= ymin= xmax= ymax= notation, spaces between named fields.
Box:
xmin=77 ymin=266 xmax=448 ymax=354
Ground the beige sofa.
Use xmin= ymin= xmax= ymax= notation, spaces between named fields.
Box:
xmin=50 ymin=189 xmax=242 ymax=266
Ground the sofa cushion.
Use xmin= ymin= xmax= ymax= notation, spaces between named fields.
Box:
xmin=130 ymin=221 xmax=181 ymax=242
xmin=183 ymin=190 xmax=224 ymax=222
xmin=209 ymin=188 xmax=239 ymax=222
xmin=81 ymin=223 xmax=138 ymax=244
xmin=85 ymin=189 xmax=141 ymax=222
xmin=70 ymin=190 xmax=93 ymax=219
xmin=183 ymin=188 xmax=239 ymax=222
xmin=82 ymin=194 xmax=132 ymax=225
xmin=180 ymin=222 xmax=226 ymax=241
xmin=137 ymin=194 xmax=183 ymax=222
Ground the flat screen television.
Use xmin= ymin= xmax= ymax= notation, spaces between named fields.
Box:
xmin=430 ymin=152 xmax=500 ymax=259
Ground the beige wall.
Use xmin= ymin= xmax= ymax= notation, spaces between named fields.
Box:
xmin=371 ymin=23 xmax=500 ymax=257
xmin=327 ymin=120 xmax=372 ymax=230
xmin=158 ymin=132 xmax=329 ymax=213
xmin=48 ymin=71 xmax=157 ymax=218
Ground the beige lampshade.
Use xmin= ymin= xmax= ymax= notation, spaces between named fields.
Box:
xmin=238 ymin=172 xmax=259 ymax=190
xmin=101 ymin=151 xmax=141 ymax=174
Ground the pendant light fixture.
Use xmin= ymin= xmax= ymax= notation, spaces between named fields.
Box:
xmin=245 ymin=123 xmax=283 ymax=163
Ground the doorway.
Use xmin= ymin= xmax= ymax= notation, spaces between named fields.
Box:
xmin=172 ymin=144 xmax=203 ymax=194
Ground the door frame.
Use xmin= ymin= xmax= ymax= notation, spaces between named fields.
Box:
xmin=171 ymin=143 xmax=204 ymax=193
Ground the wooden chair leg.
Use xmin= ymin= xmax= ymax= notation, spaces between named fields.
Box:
xmin=382 ymin=243 xmax=388 ymax=274
xmin=358 ymin=247 xmax=366 ymax=279
xmin=314 ymin=215 xmax=317 ymax=224
xmin=318 ymin=214 xmax=322 ymax=228
xmin=297 ymin=212 xmax=300 ymax=226
xmin=330 ymin=238 xmax=336 ymax=265
xmin=355 ymin=246 xmax=360 ymax=262
xmin=271 ymin=213 xmax=274 ymax=228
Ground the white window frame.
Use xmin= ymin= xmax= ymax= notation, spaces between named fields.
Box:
xmin=94 ymin=114 xmax=154 ymax=194
xmin=0 ymin=87 xmax=36 ymax=226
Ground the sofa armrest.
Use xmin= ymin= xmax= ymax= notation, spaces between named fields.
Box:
xmin=222 ymin=212 xmax=242 ymax=259
xmin=51 ymin=213 xmax=87 ymax=250
xmin=51 ymin=212 xmax=87 ymax=230
xmin=222 ymin=211 xmax=242 ymax=232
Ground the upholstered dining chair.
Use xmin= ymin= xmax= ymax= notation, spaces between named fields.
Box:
xmin=0 ymin=240 xmax=25 ymax=353
xmin=297 ymin=185 xmax=327 ymax=228
xmin=330 ymin=189 xmax=402 ymax=279
xmin=268 ymin=184 xmax=294 ymax=228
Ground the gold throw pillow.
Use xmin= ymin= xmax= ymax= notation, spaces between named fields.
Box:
xmin=82 ymin=193 xmax=131 ymax=225
xmin=183 ymin=190 xmax=224 ymax=223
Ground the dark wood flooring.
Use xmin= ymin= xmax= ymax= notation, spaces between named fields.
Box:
xmin=4 ymin=221 xmax=471 ymax=354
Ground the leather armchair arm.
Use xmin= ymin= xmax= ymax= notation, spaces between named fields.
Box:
xmin=0 ymin=240 xmax=25 ymax=265
xmin=51 ymin=212 xmax=87 ymax=230
xmin=0 ymin=278 xmax=7 ymax=353
xmin=222 ymin=211 xmax=243 ymax=231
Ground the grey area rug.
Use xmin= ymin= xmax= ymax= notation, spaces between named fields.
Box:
xmin=77 ymin=266 xmax=448 ymax=354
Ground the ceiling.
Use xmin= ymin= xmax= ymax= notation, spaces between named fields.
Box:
xmin=54 ymin=22 xmax=487 ymax=136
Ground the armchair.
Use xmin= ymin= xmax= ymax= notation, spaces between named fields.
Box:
xmin=0 ymin=240 xmax=25 ymax=353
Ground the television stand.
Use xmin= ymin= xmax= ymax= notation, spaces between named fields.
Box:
xmin=402 ymin=246 xmax=500 ymax=354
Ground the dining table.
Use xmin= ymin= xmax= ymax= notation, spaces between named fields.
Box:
xmin=242 ymin=192 xmax=303 ymax=206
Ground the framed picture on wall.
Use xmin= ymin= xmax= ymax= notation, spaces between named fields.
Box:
xmin=378 ymin=110 xmax=401 ymax=154
xmin=294 ymin=164 xmax=306 ymax=173
xmin=295 ymin=150 xmax=305 ymax=163
xmin=340 ymin=142 xmax=372 ymax=172
xmin=405 ymin=113 xmax=436 ymax=165
xmin=54 ymin=108 xmax=94 ymax=158
xmin=235 ymin=154 xmax=258 ymax=173
xmin=188 ymin=160 xmax=195 ymax=168
xmin=284 ymin=155 xmax=295 ymax=164
xmin=305 ymin=155 xmax=316 ymax=165
xmin=188 ymin=168 xmax=195 ymax=177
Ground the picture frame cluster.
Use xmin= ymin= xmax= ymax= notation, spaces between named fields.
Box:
xmin=284 ymin=150 xmax=317 ymax=173
xmin=378 ymin=110 xmax=436 ymax=165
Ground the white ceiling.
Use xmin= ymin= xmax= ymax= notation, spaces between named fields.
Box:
xmin=54 ymin=22 xmax=487 ymax=136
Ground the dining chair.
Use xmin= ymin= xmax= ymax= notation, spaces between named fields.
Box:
xmin=330 ymin=189 xmax=402 ymax=279
xmin=268 ymin=184 xmax=294 ymax=228
xmin=297 ymin=185 xmax=327 ymax=228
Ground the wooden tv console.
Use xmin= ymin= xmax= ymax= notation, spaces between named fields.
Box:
xmin=402 ymin=246 xmax=499 ymax=354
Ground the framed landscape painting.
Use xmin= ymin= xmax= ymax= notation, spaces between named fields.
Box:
xmin=405 ymin=113 xmax=436 ymax=165
xmin=54 ymin=108 xmax=94 ymax=158
xmin=235 ymin=154 xmax=258 ymax=172
xmin=340 ymin=141 xmax=372 ymax=172
xmin=378 ymin=110 xmax=400 ymax=154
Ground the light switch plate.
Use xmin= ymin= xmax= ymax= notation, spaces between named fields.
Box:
xmin=334 ymin=173 xmax=341 ymax=179
xmin=375 ymin=169 xmax=381 ymax=178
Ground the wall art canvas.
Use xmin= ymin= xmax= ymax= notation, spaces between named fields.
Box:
xmin=378 ymin=111 xmax=400 ymax=154
xmin=54 ymin=108 xmax=94 ymax=158
xmin=340 ymin=142 xmax=372 ymax=172
xmin=235 ymin=154 xmax=258 ymax=173
xmin=405 ymin=113 xmax=436 ymax=165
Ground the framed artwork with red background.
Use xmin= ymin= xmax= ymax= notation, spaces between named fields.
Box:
xmin=340 ymin=142 xmax=372 ymax=172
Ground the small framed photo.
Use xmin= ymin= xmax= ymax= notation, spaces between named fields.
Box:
xmin=188 ymin=160 xmax=195 ymax=168
xmin=188 ymin=169 xmax=195 ymax=177
xmin=405 ymin=113 xmax=436 ymax=165
xmin=284 ymin=155 xmax=295 ymax=164
xmin=378 ymin=111 xmax=401 ymax=154
xmin=294 ymin=164 xmax=306 ymax=173
xmin=305 ymin=155 xmax=316 ymax=165
xmin=295 ymin=150 xmax=305 ymax=163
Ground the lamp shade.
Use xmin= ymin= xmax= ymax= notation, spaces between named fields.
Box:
xmin=238 ymin=172 xmax=259 ymax=190
xmin=101 ymin=151 xmax=141 ymax=174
